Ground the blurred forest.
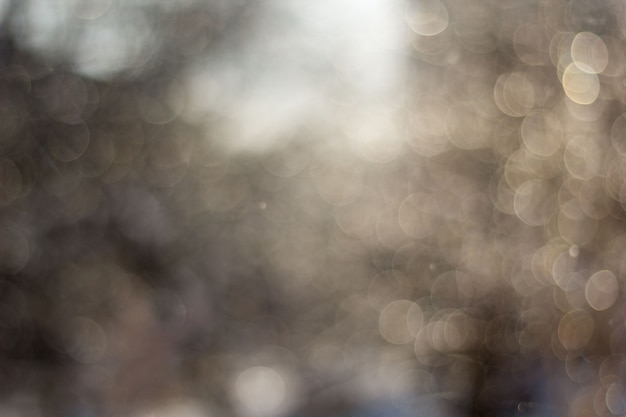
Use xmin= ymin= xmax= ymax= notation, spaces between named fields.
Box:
xmin=2 ymin=0 xmax=626 ymax=416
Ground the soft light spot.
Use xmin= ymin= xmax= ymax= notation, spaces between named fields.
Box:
xmin=379 ymin=300 xmax=422 ymax=344
xmin=563 ymin=135 xmax=603 ymax=180
xmin=63 ymin=317 xmax=107 ymax=364
xmin=513 ymin=23 xmax=550 ymax=66
xmin=558 ymin=309 xmax=594 ymax=350
xmin=521 ymin=109 xmax=562 ymax=157
xmin=562 ymin=63 xmax=600 ymax=105
xmin=397 ymin=192 xmax=440 ymax=238
xmin=513 ymin=180 xmax=556 ymax=226
xmin=569 ymin=387 xmax=595 ymax=417
xmin=493 ymin=72 xmax=535 ymax=117
xmin=132 ymin=399 xmax=210 ymax=417
xmin=149 ymin=288 xmax=187 ymax=326
xmin=405 ymin=0 xmax=449 ymax=36
xmin=606 ymin=383 xmax=626 ymax=415
xmin=261 ymin=147 xmax=310 ymax=178
xmin=610 ymin=114 xmax=626 ymax=155
xmin=571 ymin=32 xmax=608 ymax=74
xmin=444 ymin=102 xmax=490 ymax=149
xmin=407 ymin=99 xmax=450 ymax=156
xmin=346 ymin=110 xmax=403 ymax=164
xmin=235 ymin=366 xmax=285 ymax=417
xmin=311 ymin=157 xmax=363 ymax=206
xmin=565 ymin=94 xmax=606 ymax=122
xmin=0 ymin=227 xmax=30 ymax=274
xmin=45 ymin=122 xmax=90 ymax=162
xmin=138 ymin=77 xmax=185 ymax=125
xmin=443 ymin=311 xmax=474 ymax=351
xmin=579 ymin=177 xmax=614 ymax=220
xmin=558 ymin=200 xmax=598 ymax=245
xmin=0 ymin=159 xmax=22 ymax=207
xmin=585 ymin=270 xmax=619 ymax=311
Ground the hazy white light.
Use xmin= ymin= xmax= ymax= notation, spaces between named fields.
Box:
xmin=74 ymin=15 xmax=155 ymax=79
xmin=185 ymin=0 xmax=404 ymax=154
xmin=18 ymin=0 xmax=70 ymax=55
xmin=234 ymin=366 xmax=286 ymax=417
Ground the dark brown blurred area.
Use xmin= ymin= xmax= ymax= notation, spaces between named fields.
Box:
xmin=2 ymin=0 xmax=626 ymax=416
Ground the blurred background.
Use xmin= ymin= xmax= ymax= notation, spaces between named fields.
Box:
xmin=2 ymin=0 xmax=626 ymax=416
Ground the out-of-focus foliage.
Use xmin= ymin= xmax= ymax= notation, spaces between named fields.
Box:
xmin=3 ymin=0 xmax=626 ymax=416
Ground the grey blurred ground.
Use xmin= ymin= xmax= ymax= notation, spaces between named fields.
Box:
xmin=1 ymin=0 xmax=626 ymax=416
